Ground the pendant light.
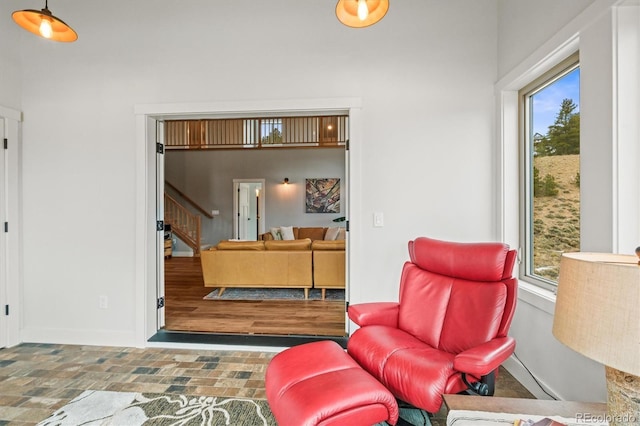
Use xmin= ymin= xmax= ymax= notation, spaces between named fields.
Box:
xmin=12 ymin=0 xmax=78 ymax=42
xmin=336 ymin=0 xmax=389 ymax=28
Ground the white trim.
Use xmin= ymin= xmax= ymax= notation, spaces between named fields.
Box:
xmin=612 ymin=1 xmax=640 ymax=252
xmin=134 ymin=98 xmax=362 ymax=117
xmin=0 ymin=106 xmax=22 ymax=348
xmin=517 ymin=281 xmax=557 ymax=316
xmin=134 ymin=115 xmax=150 ymax=347
xmin=0 ymin=106 xmax=21 ymax=122
xmin=135 ymin=98 xmax=363 ymax=347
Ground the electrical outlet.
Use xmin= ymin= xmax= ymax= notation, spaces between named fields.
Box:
xmin=99 ymin=295 xmax=108 ymax=309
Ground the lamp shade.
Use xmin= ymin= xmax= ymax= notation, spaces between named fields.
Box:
xmin=12 ymin=5 xmax=77 ymax=42
xmin=336 ymin=0 xmax=389 ymax=28
xmin=553 ymin=252 xmax=640 ymax=376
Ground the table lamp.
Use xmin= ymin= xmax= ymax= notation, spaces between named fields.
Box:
xmin=553 ymin=251 xmax=640 ymax=426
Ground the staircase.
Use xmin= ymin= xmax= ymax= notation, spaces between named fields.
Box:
xmin=164 ymin=193 xmax=202 ymax=256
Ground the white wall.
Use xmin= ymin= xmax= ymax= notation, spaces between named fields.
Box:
xmin=0 ymin=6 xmax=21 ymax=109
xmin=165 ymin=148 xmax=345 ymax=246
xmin=11 ymin=0 xmax=499 ymax=346
xmin=497 ymin=0 xmax=597 ymax=79
xmin=497 ymin=0 xmax=639 ymax=403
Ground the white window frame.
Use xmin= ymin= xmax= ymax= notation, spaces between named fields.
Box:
xmin=519 ymin=54 xmax=580 ymax=291
xmin=496 ymin=1 xmax=640 ymax=305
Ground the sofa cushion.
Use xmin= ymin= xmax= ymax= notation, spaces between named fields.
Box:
xmin=270 ymin=227 xmax=283 ymax=240
xmin=265 ymin=239 xmax=312 ymax=251
xmin=312 ymin=240 xmax=345 ymax=251
xmin=324 ymin=227 xmax=340 ymax=240
xmin=216 ymin=241 xmax=265 ymax=250
xmin=280 ymin=226 xmax=295 ymax=240
xmin=297 ymin=227 xmax=326 ymax=241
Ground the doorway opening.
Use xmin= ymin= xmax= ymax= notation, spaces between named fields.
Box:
xmin=149 ymin=109 xmax=353 ymax=342
xmin=233 ymin=179 xmax=265 ymax=241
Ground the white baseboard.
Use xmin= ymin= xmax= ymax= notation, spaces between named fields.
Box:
xmin=502 ymin=355 xmax=560 ymax=400
xmin=172 ymin=251 xmax=194 ymax=257
xmin=21 ymin=327 xmax=138 ymax=347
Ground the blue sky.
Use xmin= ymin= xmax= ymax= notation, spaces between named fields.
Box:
xmin=532 ymin=67 xmax=580 ymax=136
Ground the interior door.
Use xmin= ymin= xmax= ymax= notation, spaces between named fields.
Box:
xmin=0 ymin=118 xmax=7 ymax=348
xmin=233 ymin=179 xmax=265 ymax=241
xmin=238 ymin=184 xmax=250 ymax=240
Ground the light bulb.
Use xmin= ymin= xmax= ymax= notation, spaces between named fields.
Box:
xmin=39 ymin=17 xmax=53 ymax=38
xmin=357 ymin=0 xmax=369 ymax=21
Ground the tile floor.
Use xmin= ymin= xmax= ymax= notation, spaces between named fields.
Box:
xmin=0 ymin=342 xmax=533 ymax=425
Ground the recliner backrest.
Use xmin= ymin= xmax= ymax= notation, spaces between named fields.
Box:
xmin=398 ymin=237 xmax=517 ymax=354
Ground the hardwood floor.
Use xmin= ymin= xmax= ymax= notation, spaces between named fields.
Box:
xmin=163 ymin=257 xmax=347 ymax=337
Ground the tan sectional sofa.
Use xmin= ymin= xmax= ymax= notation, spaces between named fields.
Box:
xmin=260 ymin=227 xmax=327 ymax=241
xmin=201 ymin=239 xmax=313 ymax=298
xmin=201 ymin=237 xmax=345 ymax=299
xmin=311 ymin=240 xmax=346 ymax=299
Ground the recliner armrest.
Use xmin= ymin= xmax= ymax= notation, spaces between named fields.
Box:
xmin=348 ymin=302 xmax=399 ymax=328
xmin=453 ymin=336 xmax=515 ymax=377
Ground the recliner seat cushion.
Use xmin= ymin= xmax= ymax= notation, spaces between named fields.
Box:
xmin=347 ymin=326 xmax=457 ymax=414
xmin=347 ymin=325 xmax=428 ymax=378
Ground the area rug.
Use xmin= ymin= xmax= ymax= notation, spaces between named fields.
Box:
xmin=38 ymin=389 xmax=432 ymax=425
xmin=203 ymin=287 xmax=345 ymax=301
xmin=37 ymin=390 xmax=276 ymax=425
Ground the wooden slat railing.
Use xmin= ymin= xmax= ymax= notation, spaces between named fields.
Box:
xmin=165 ymin=193 xmax=202 ymax=256
xmin=164 ymin=115 xmax=348 ymax=150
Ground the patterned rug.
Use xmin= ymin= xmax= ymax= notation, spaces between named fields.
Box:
xmin=203 ymin=287 xmax=345 ymax=301
xmin=37 ymin=390 xmax=276 ymax=425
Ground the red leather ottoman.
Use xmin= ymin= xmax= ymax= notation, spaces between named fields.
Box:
xmin=265 ymin=340 xmax=399 ymax=426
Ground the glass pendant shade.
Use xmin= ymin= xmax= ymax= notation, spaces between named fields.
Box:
xmin=336 ymin=0 xmax=389 ymax=28
xmin=12 ymin=2 xmax=78 ymax=42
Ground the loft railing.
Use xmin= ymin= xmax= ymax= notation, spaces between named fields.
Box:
xmin=165 ymin=193 xmax=202 ymax=256
xmin=164 ymin=115 xmax=348 ymax=150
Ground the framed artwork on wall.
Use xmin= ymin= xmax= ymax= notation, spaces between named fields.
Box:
xmin=305 ymin=178 xmax=340 ymax=213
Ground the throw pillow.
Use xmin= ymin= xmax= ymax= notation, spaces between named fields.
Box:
xmin=280 ymin=226 xmax=295 ymax=240
xmin=336 ymin=227 xmax=346 ymax=240
xmin=270 ymin=227 xmax=283 ymax=240
xmin=324 ymin=227 xmax=340 ymax=240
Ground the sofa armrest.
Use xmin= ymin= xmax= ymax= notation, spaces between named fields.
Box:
xmin=453 ymin=336 xmax=515 ymax=377
xmin=348 ymin=302 xmax=399 ymax=328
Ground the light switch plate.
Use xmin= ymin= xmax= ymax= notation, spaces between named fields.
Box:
xmin=374 ymin=212 xmax=384 ymax=227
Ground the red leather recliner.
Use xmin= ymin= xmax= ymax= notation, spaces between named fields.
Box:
xmin=347 ymin=236 xmax=518 ymax=414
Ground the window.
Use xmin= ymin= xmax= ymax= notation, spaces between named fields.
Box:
xmin=520 ymin=54 xmax=580 ymax=289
